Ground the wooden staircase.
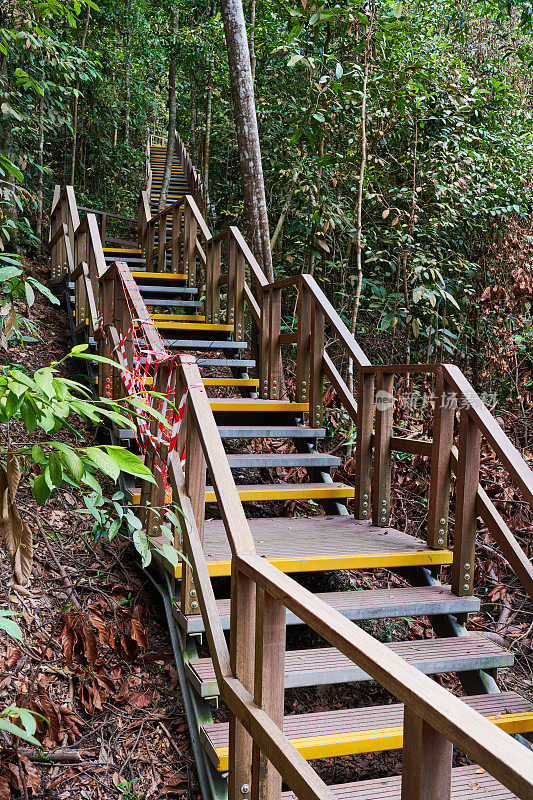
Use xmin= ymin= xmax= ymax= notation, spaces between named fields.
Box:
xmin=48 ymin=131 xmax=533 ymax=800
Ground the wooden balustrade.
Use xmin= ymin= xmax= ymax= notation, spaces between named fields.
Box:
xmin=132 ymin=356 xmax=533 ymax=800
xmin=49 ymin=136 xmax=533 ymax=800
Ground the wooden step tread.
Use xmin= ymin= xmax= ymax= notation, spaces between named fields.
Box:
xmin=200 ymin=516 xmax=452 ymax=573
xmin=176 ymin=585 xmax=480 ymax=634
xmin=164 ymin=339 xmax=248 ymax=350
xmin=144 ymin=298 xmax=203 ymax=308
xmin=282 ymin=765 xmax=520 ymax=800
xmin=198 ymin=358 xmax=255 ymax=368
xmin=103 ymin=247 xmax=142 ymax=254
xmin=205 ymin=482 xmax=352 ymax=503
xmin=203 ymin=378 xmax=259 ymax=387
xmin=210 ymin=399 xmax=308 ymax=412
xmin=225 ymin=453 xmax=341 ymax=468
xmin=138 ymin=284 xmax=198 ymax=295
xmin=154 ymin=321 xmax=234 ymax=332
xmin=218 ymin=425 xmax=325 ymax=439
xmin=201 ymin=692 xmax=533 ymax=770
xmin=186 ymin=634 xmax=513 ymax=696
xmin=131 ymin=271 xmax=188 ymax=281
xmin=151 ymin=313 xmax=205 ymax=321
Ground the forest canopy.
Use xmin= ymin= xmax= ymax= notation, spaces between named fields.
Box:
xmin=1 ymin=0 xmax=533 ymax=403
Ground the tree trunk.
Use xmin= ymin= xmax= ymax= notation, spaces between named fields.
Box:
xmin=70 ymin=7 xmax=90 ymax=185
xmin=347 ymin=12 xmax=373 ymax=396
xmin=203 ymin=53 xmax=214 ymax=214
xmin=36 ymin=70 xmax=44 ymax=254
xmin=190 ymin=76 xmax=196 ymax=163
xmin=220 ymin=0 xmax=273 ymax=280
xmin=249 ymin=0 xmax=256 ymax=83
xmin=158 ymin=8 xmax=179 ymax=213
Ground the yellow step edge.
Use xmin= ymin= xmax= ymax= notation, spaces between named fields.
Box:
xmin=150 ymin=313 xmax=205 ymax=322
xmin=136 ymin=376 xmax=259 ymax=388
xmin=129 ymin=484 xmax=353 ymax=506
xmin=205 ymin=485 xmax=353 ymax=503
xmin=131 ymin=271 xmax=188 ymax=280
xmin=210 ymin=400 xmax=308 ymax=412
xmin=203 ymin=378 xmax=259 ymax=387
xmin=153 ymin=321 xmax=234 ymax=332
xmin=103 ymin=248 xmax=142 ymax=254
xmin=172 ymin=550 xmax=454 ymax=579
xmin=211 ymin=712 xmax=533 ymax=772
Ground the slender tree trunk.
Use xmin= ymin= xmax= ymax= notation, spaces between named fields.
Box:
xmin=36 ymin=71 xmax=45 ymax=254
xmin=348 ymin=12 xmax=373 ymax=396
xmin=70 ymin=6 xmax=90 ymax=185
xmin=249 ymin=0 xmax=256 ymax=83
xmin=220 ymin=0 xmax=273 ymax=280
xmin=203 ymin=53 xmax=214 ymax=213
xmin=190 ymin=76 xmax=196 ymax=162
xmin=401 ymin=117 xmax=418 ymax=370
xmin=159 ymin=8 xmax=179 ymax=213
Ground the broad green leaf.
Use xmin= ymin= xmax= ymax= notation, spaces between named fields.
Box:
xmin=49 ymin=452 xmax=63 ymax=487
xmin=0 ymin=718 xmax=40 ymax=746
xmin=31 ymin=444 xmax=45 ymax=464
xmin=32 ymin=472 xmax=52 ymax=505
xmin=0 ymin=611 xmax=23 ymax=642
xmin=104 ymin=446 xmax=156 ymax=482
xmin=28 ymin=278 xmax=60 ymax=305
xmin=85 ymin=446 xmax=120 ymax=481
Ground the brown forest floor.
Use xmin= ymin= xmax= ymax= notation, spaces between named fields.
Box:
xmin=0 ymin=261 xmax=199 ymax=800
xmin=0 ymin=259 xmax=532 ymax=798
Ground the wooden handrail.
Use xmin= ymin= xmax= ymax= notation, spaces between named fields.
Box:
xmin=444 ymin=364 xmax=533 ymax=507
xmin=156 ymin=357 xmax=533 ymax=800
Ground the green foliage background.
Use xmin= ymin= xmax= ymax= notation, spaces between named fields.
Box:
xmin=1 ymin=0 xmax=533 ymax=396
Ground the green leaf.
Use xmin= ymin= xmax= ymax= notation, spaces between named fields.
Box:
xmin=27 ymin=278 xmax=60 ymax=305
xmin=32 ymin=472 xmax=52 ymax=505
xmin=0 ymin=266 xmax=22 ymax=281
xmin=25 ymin=282 xmax=35 ymax=308
xmin=57 ymin=446 xmax=84 ymax=481
xmin=70 ymin=343 xmax=89 ymax=354
xmin=104 ymin=446 xmax=156 ymax=482
xmin=133 ymin=528 xmax=151 ymax=567
xmin=107 ymin=518 xmax=121 ymax=540
xmin=49 ymin=452 xmax=63 ymax=487
xmin=34 ymin=368 xmax=55 ymax=399
xmin=0 ymin=718 xmax=40 ymax=746
xmin=85 ymin=446 xmax=120 ymax=481
xmin=31 ymin=444 xmax=45 ymax=464
xmin=0 ymin=610 xmax=23 ymax=642
xmin=20 ymin=398 xmax=38 ymax=433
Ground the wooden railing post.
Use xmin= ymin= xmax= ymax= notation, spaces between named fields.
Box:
xmin=182 ymin=396 xmax=206 ymax=618
xmin=251 ymin=588 xmax=286 ymax=800
xmin=372 ymin=371 xmax=394 ymax=526
xmin=428 ymin=369 xmax=456 ymax=549
xmin=206 ymin=239 xmax=221 ymax=324
xmin=139 ymin=364 xmax=169 ymax=539
xmin=451 ymin=407 xmax=481 ymax=596
xmin=401 ymin=707 xmax=452 ymax=800
xmin=227 ymin=234 xmax=236 ymax=328
xmin=186 ymin=204 xmax=197 ymax=287
xmin=171 ymin=206 xmax=181 ymax=273
xmin=259 ymin=289 xmax=270 ymax=399
xmin=146 ymin=219 xmax=155 ymax=270
xmin=309 ymin=300 xmax=325 ymax=427
xmin=354 ymin=369 xmax=374 ymax=520
xmin=234 ymin=245 xmax=245 ymax=343
xmin=228 ymin=565 xmax=255 ymax=800
xmin=157 ymin=212 xmax=166 ymax=271
xmin=268 ymin=287 xmax=282 ymax=400
xmin=296 ymin=279 xmax=311 ymax=405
